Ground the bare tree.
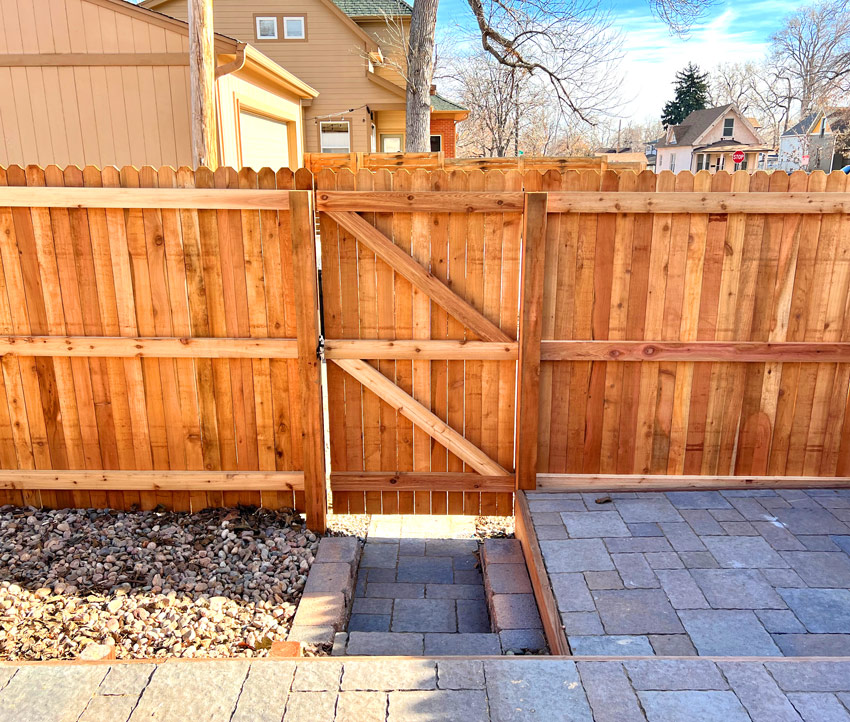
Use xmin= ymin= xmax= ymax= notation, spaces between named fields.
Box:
xmin=709 ymin=61 xmax=793 ymax=146
xmin=404 ymin=0 xmax=717 ymax=151
xmin=770 ymin=0 xmax=850 ymax=116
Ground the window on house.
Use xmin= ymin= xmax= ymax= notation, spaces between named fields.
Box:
xmin=430 ymin=135 xmax=442 ymax=152
xmin=283 ymin=16 xmax=306 ymax=39
xmin=723 ymin=118 xmax=734 ymax=136
xmin=696 ymin=153 xmax=707 ymax=171
xmin=255 ymin=16 xmax=278 ymax=40
xmin=670 ymin=154 xmax=676 ymax=172
xmin=381 ymin=134 xmax=403 ymax=152
xmin=820 ymin=120 xmax=826 ymax=137
xmin=320 ymin=121 xmax=350 ymax=153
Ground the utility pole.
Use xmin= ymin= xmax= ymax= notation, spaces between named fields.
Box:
xmin=188 ymin=0 xmax=218 ymax=168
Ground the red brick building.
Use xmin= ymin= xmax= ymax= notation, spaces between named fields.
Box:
xmin=430 ymin=93 xmax=468 ymax=159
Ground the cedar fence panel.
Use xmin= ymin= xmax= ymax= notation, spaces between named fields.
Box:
xmin=535 ymin=168 xmax=850 ymax=480
xmin=0 ymin=164 xmax=319 ymax=520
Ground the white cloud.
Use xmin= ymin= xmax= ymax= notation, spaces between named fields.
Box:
xmin=610 ymin=0 xmax=799 ymax=120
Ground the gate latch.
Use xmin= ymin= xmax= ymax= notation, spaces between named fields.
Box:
xmin=317 ymin=335 xmax=325 ymax=362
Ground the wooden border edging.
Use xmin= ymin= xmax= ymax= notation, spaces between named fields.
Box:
xmin=290 ymin=190 xmax=328 ymax=533
xmin=0 ymin=470 xmax=304 ymax=491
xmin=330 ymin=472 xmax=515 ymax=492
xmin=536 ymin=474 xmax=850 ymax=491
xmin=515 ymin=490 xmax=570 ymax=655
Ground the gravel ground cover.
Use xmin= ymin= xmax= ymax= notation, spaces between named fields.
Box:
xmin=0 ymin=505 xmax=318 ymax=661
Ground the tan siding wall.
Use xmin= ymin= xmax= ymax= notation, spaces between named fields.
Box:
xmin=153 ymin=0 xmax=405 ymax=151
xmin=217 ymin=71 xmax=305 ymax=169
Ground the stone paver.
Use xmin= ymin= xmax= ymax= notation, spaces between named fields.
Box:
xmin=231 ymin=662 xmax=294 ymax=722
xmin=531 ymin=488 xmax=850 ymax=657
xmin=778 ymin=588 xmax=850 ymax=633
xmin=718 ymin=661 xmax=803 ymax=722
xmin=624 ymin=660 xmax=727 ymax=691
xmin=0 ymin=666 xmax=109 ymax=722
xmin=570 ymin=635 xmax=654 ymax=656
xmin=484 ymin=659 xmax=593 ymax=722
xmin=787 ymin=693 xmax=850 ymax=722
xmin=392 ymin=598 xmax=456 ymax=633
xmin=342 ymin=659 xmax=435 ymax=690
xmin=578 ymin=661 xmax=645 ymax=722
xmin=593 ymin=590 xmax=684 ymax=635
xmin=638 ymin=691 xmax=751 ymax=722
xmin=425 ymin=633 xmax=502 ymax=655
xmin=4 ymin=659 xmax=850 ymax=721
xmin=130 ymin=661 xmax=249 ymax=721
xmin=679 ymin=610 xmax=781 ymax=656
xmin=346 ymin=631 xmax=424 ymax=656
xmin=388 ymin=690 xmax=489 ymax=722
xmin=336 ymin=691 xmax=388 ymax=722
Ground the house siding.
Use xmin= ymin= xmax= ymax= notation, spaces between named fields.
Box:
xmin=0 ymin=0 xmax=194 ymax=167
xmin=152 ymin=0 xmax=407 ymax=152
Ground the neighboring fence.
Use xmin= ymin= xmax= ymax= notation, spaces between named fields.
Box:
xmin=1 ymin=164 xmax=849 ymax=524
xmin=302 ymin=152 xmax=645 ymax=175
xmin=0 ymin=165 xmax=326 ymax=528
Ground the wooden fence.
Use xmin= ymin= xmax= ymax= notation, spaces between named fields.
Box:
xmin=1 ymin=165 xmax=850 ymax=527
xmin=302 ymin=152 xmax=645 ymax=175
xmin=0 ymin=165 xmax=326 ymax=528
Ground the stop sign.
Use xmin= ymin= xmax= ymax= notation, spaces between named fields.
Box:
xmin=732 ymin=150 xmax=745 ymax=164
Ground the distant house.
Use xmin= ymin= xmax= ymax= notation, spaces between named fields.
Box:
xmin=0 ymin=0 xmax=317 ymax=169
xmin=778 ymin=108 xmax=850 ymax=172
xmin=655 ymin=104 xmax=772 ymax=174
xmin=142 ymin=0 xmax=469 ymax=156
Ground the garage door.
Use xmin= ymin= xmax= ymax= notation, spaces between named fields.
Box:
xmin=239 ymin=110 xmax=290 ymax=170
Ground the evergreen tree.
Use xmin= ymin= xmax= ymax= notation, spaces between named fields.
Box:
xmin=661 ymin=63 xmax=710 ymax=127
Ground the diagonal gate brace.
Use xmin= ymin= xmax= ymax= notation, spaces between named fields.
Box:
xmin=326 ymin=210 xmax=512 ymax=344
xmin=332 ymin=358 xmax=509 ymax=477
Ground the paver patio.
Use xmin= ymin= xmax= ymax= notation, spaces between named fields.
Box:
xmin=5 ymin=657 xmax=850 ymax=721
xmin=343 ymin=516 xmax=502 ymax=655
xmin=529 ymin=488 xmax=850 ymax=656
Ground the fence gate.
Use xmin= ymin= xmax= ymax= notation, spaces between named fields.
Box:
xmin=316 ymin=169 xmax=539 ymax=516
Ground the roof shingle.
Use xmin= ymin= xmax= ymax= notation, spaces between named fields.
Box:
xmin=332 ymin=0 xmax=413 ymax=17
xmin=430 ymin=93 xmax=466 ymax=111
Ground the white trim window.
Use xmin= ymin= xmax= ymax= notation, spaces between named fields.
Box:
xmin=283 ymin=16 xmax=305 ymax=39
xmin=320 ymin=121 xmax=351 ymax=153
xmin=670 ymin=154 xmax=676 ymax=172
xmin=381 ymin=134 xmax=403 ymax=152
xmin=695 ymin=153 xmax=708 ymax=171
xmin=430 ymin=134 xmax=442 ymax=152
xmin=255 ymin=16 xmax=278 ymax=39
xmin=723 ymin=118 xmax=734 ymax=137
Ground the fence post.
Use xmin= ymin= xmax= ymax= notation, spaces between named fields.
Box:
xmin=289 ymin=190 xmax=327 ymax=533
xmin=515 ymin=192 xmax=549 ymax=491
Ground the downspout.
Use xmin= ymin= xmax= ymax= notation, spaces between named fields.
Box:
xmin=215 ymin=42 xmax=247 ymax=79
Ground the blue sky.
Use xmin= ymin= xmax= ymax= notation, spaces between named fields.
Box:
xmin=437 ymin=0 xmax=804 ymax=121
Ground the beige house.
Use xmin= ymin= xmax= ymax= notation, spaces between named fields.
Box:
xmin=142 ymin=0 xmax=468 ymax=156
xmin=0 ymin=0 xmax=317 ymax=169
xmin=656 ymin=104 xmax=772 ymax=174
